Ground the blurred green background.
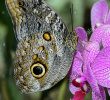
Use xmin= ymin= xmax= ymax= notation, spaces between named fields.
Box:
xmin=0 ymin=0 xmax=110 ymax=100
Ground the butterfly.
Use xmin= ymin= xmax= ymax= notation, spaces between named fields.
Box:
xmin=6 ymin=0 xmax=77 ymax=93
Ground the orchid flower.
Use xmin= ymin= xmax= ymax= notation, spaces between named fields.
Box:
xmin=90 ymin=0 xmax=110 ymax=47
xmin=69 ymin=27 xmax=106 ymax=100
xmin=69 ymin=0 xmax=110 ymax=100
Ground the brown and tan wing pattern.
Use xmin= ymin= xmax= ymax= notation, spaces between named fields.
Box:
xmin=6 ymin=0 xmax=77 ymax=93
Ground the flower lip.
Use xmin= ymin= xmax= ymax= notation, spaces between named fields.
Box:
xmin=81 ymin=82 xmax=91 ymax=93
xmin=72 ymin=79 xmax=81 ymax=87
xmin=72 ymin=77 xmax=90 ymax=93
xmin=72 ymin=77 xmax=86 ymax=87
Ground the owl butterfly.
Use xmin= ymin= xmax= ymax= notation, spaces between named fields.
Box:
xmin=6 ymin=0 xmax=77 ymax=93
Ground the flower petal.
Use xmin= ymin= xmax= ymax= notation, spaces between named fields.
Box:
xmin=69 ymin=83 xmax=80 ymax=95
xmin=69 ymin=51 xmax=83 ymax=80
xmin=69 ymin=51 xmax=83 ymax=94
xmin=86 ymin=65 xmax=106 ymax=99
xmin=91 ymin=46 xmax=110 ymax=88
xmin=71 ymin=90 xmax=86 ymax=100
xmin=84 ymin=64 xmax=101 ymax=97
xmin=102 ymin=25 xmax=110 ymax=47
xmin=92 ymin=85 xmax=106 ymax=100
xmin=83 ymin=41 xmax=100 ymax=64
xmin=75 ymin=27 xmax=88 ymax=41
xmin=75 ymin=27 xmax=88 ymax=52
xmin=76 ymin=41 xmax=85 ymax=53
xmin=90 ymin=26 xmax=102 ymax=43
xmin=91 ymin=0 xmax=109 ymax=30
xmin=92 ymin=88 xmax=106 ymax=100
xmin=99 ymin=86 xmax=106 ymax=100
xmin=106 ymin=10 xmax=110 ymax=24
xmin=90 ymin=25 xmax=110 ymax=48
xmin=92 ymin=91 xmax=100 ymax=100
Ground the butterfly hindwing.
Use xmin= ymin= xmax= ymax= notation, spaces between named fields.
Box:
xmin=6 ymin=0 xmax=76 ymax=93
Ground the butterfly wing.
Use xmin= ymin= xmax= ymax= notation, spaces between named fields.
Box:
xmin=6 ymin=0 xmax=69 ymax=40
xmin=6 ymin=0 xmax=76 ymax=93
xmin=91 ymin=47 xmax=110 ymax=88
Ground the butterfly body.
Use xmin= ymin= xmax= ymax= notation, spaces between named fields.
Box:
xmin=6 ymin=0 xmax=77 ymax=93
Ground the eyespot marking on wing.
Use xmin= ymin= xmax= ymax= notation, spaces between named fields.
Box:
xmin=43 ymin=32 xmax=52 ymax=41
xmin=30 ymin=63 xmax=47 ymax=79
xmin=38 ymin=46 xmax=45 ymax=51
xmin=32 ymin=54 xmax=38 ymax=60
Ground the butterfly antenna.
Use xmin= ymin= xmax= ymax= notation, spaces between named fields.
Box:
xmin=70 ymin=3 xmax=74 ymax=33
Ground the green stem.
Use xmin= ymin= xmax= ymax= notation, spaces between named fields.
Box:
xmin=58 ymin=80 xmax=67 ymax=100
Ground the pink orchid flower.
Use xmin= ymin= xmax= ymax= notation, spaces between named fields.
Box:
xmin=69 ymin=27 xmax=107 ymax=100
xmin=90 ymin=0 xmax=110 ymax=47
xmin=69 ymin=0 xmax=110 ymax=100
